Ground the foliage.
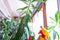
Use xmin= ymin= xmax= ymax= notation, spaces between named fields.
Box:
xmin=47 ymin=11 xmax=60 ymax=40
xmin=0 ymin=0 xmax=53 ymax=40
xmin=11 ymin=14 xmax=32 ymax=40
xmin=50 ymin=11 xmax=60 ymax=24
xmin=12 ymin=0 xmax=46 ymax=40
xmin=0 ymin=18 xmax=20 ymax=40
xmin=11 ymin=0 xmax=36 ymax=40
xmin=48 ymin=11 xmax=60 ymax=31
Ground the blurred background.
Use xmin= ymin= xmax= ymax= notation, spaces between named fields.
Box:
xmin=0 ymin=0 xmax=59 ymax=40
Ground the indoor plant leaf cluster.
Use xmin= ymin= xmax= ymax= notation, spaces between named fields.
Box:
xmin=11 ymin=0 xmax=37 ymax=40
xmin=0 ymin=0 xmax=58 ymax=40
xmin=0 ymin=17 xmax=20 ymax=40
xmin=48 ymin=11 xmax=60 ymax=31
xmin=47 ymin=11 xmax=60 ymax=40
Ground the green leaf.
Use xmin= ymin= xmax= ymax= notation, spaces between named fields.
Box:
xmin=29 ymin=9 xmax=32 ymax=14
xmin=31 ymin=4 xmax=36 ymax=9
xmin=47 ymin=26 xmax=55 ymax=31
xmin=50 ymin=11 xmax=60 ymax=24
xmin=59 ymin=14 xmax=60 ymax=23
xmin=17 ymin=6 xmax=28 ymax=10
xmin=50 ymin=17 xmax=56 ymax=22
xmin=56 ymin=31 xmax=60 ymax=40
xmin=55 ymin=11 xmax=59 ymax=23
xmin=32 ymin=0 xmax=36 ymax=2
xmin=11 ymin=17 xmax=25 ymax=40
xmin=11 ymin=14 xmax=32 ymax=40
xmin=38 ymin=0 xmax=46 ymax=3
xmin=27 ymin=14 xmax=31 ymax=22
xmin=32 ymin=36 xmax=36 ymax=40
xmin=55 ymin=11 xmax=60 ymax=24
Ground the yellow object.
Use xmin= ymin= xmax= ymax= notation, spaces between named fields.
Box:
xmin=41 ymin=26 xmax=50 ymax=38
xmin=39 ymin=36 xmax=44 ymax=40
